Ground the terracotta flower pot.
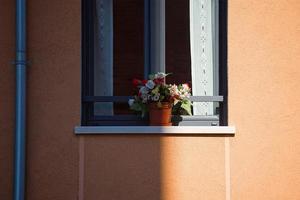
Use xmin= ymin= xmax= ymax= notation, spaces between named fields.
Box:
xmin=149 ymin=102 xmax=172 ymax=126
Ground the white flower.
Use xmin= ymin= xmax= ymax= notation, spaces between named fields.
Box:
xmin=179 ymin=94 xmax=185 ymax=99
xmin=145 ymin=80 xmax=155 ymax=89
xmin=141 ymin=94 xmax=149 ymax=103
xmin=184 ymin=92 xmax=191 ymax=98
xmin=169 ymin=84 xmax=179 ymax=96
xmin=142 ymin=97 xmax=148 ymax=103
xmin=179 ymin=89 xmax=188 ymax=98
xmin=155 ymin=72 xmax=167 ymax=79
xmin=152 ymin=94 xmax=160 ymax=101
xmin=139 ymin=86 xmax=149 ymax=95
xmin=177 ymin=84 xmax=191 ymax=99
xmin=128 ymin=99 xmax=135 ymax=107
xmin=182 ymin=83 xmax=190 ymax=90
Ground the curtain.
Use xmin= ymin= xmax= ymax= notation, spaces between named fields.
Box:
xmin=190 ymin=0 xmax=215 ymax=115
xmin=149 ymin=0 xmax=165 ymax=73
xmin=94 ymin=0 xmax=114 ymax=115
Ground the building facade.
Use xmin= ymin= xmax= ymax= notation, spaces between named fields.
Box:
xmin=0 ymin=0 xmax=300 ymax=199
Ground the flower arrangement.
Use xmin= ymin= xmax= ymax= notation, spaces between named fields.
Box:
xmin=128 ymin=72 xmax=192 ymax=117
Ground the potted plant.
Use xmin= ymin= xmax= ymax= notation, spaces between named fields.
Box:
xmin=128 ymin=72 xmax=192 ymax=126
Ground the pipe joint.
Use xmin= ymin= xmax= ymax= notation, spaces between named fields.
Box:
xmin=13 ymin=60 xmax=28 ymax=66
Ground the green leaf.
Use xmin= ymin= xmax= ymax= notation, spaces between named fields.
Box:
xmin=180 ymin=101 xmax=192 ymax=115
xmin=130 ymin=102 xmax=148 ymax=118
xmin=173 ymin=99 xmax=179 ymax=106
xmin=130 ymin=102 xmax=142 ymax=112
xmin=157 ymin=101 xmax=162 ymax=108
xmin=151 ymin=86 xmax=159 ymax=94
xmin=149 ymin=74 xmax=155 ymax=80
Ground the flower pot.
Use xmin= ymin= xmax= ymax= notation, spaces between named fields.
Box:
xmin=149 ymin=102 xmax=172 ymax=126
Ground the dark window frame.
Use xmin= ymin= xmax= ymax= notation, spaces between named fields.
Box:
xmin=81 ymin=0 xmax=228 ymax=126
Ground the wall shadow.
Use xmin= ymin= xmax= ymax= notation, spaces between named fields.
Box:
xmin=83 ymin=135 xmax=161 ymax=200
xmin=0 ymin=0 xmax=15 ymax=199
xmin=82 ymin=134 xmax=227 ymax=200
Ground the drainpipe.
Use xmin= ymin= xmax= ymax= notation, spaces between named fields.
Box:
xmin=14 ymin=0 xmax=27 ymax=199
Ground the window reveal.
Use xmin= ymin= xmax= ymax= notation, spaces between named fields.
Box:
xmin=82 ymin=0 xmax=227 ymax=126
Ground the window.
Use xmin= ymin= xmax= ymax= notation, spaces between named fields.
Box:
xmin=81 ymin=0 xmax=228 ymax=126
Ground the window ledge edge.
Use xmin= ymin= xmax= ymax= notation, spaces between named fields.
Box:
xmin=74 ymin=126 xmax=235 ymax=135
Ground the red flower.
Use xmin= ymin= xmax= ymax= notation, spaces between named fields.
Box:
xmin=142 ymin=79 xmax=148 ymax=85
xmin=154 ymin=78 xmax=164 ymax=84
xmin=132 ymin=78 xmax=141 ymax=86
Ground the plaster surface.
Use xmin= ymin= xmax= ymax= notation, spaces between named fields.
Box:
xmin=0 ymin=1 xmax=14 ymax=199
xmin=0 ymin=0 xmax=299 ymax=200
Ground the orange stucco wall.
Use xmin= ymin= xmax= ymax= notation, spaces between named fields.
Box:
xmin=0 ymin=1 xmax=14 ymax=199
xmin=229 ymin=1 xmax=300 ymax=199
xmin=0 ymin=0 xmax=299 ymax=200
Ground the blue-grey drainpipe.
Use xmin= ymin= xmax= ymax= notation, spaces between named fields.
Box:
xmin=14 ymin=0 xmax=27 ymax=199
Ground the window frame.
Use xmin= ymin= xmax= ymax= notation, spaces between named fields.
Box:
xmin=81 ymin=0 xmax=228 ymax=126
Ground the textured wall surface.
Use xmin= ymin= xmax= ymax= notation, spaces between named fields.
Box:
xmin=0 ymin=0 xmax=299 ymax=200
xmin=25 ymin=0 xmax=81 ymax=199
xmin=0 ymin=1 xmax=14 ymax=199
xmin=229 ymin=0 xmax=300 ymax=199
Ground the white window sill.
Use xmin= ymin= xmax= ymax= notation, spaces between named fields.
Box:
xmin=74 ymin=126 xmax=235 ymax=135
